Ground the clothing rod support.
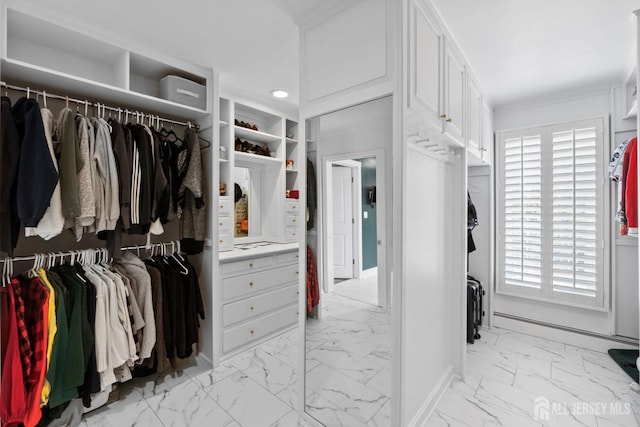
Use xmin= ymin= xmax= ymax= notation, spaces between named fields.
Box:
xmin=0 ymin=80 xmax=197 ymax=129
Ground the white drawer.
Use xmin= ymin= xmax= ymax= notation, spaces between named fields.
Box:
xmin=222 ymin=263 xmax=299 ymax=301
xmin=219 ymin=198 xmax=232 ymax=216
xmin=286 ymin=227 xmax=298 ymax=241
xmin=286 ymin=215 xmax=299 ymax=227
xmin=286 ymin=200 xmax=300 ymax=213
xmin=276 ymin=250 xmax=299 ymax=265
xmin=219 ymin=234 xmax=233 ymax=251
xmin=223 ymin=284 xmax=298 ymax=327
xmin=222 ymin=255 xmax=274 ymax=277
xmin=223 ymin=304 xmax=298 ymax=353
xmin=218 ymin=216 xmax=232 ymax=234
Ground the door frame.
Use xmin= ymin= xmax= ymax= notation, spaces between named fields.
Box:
xmin=322 ymin=149 xmax=388 ymax=308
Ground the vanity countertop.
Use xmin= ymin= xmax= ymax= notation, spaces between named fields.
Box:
xmin=219 ymin=241 xmax=300 ymax=261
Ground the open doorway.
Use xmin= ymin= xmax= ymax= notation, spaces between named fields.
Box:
xmin=324 ymin=153 xmax=385 ymax=308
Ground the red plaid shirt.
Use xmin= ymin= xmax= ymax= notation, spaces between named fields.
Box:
xmin=11 ymin=278 xmax=32 ymax=383
xmin=20 ymin=276 xmax=50 ymax=427
xmin=19 ymin=277 xmax=48 ymax=392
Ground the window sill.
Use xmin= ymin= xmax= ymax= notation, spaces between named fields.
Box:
xmin=495 ymin=289 xmax=608 ymax=313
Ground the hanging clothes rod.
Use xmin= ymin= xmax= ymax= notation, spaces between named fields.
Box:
xmin=0 ymin=241 xmax=181 ymax=263
xmin=0 ymin=80 xmax=198 ymax=129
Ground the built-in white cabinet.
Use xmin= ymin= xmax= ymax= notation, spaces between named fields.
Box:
xmin=481 ymin=102 xmax=494 ymax=165
xmin=443 ymin=41 xmax=466 ymax=145
xmin=217 ymin=246 xmax=299 ymax=360
xmin=467 ymin=73 xmax=483 ymax=158
xmin=408 ymin=0 xmax=466 ymax=147
xmin=217 ymin=98 xmax=301 ymax=250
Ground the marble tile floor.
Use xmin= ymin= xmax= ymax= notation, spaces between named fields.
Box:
xmin=305 ymin=291 xmax=392 ymax=426
xmin=81 ymin=292 xmax=640 ymax=427
xmin=81 ymin=291 xmax=391 ymax=427
xmin=332 ymin=275 xmax=379 ymax=307
xmin=426 ymin=327 xmax=640 ymax=427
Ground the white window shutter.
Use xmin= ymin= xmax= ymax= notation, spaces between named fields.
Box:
xmin=502 ymin=134 xmax=543 ymax=289
xmin=551 ymin=127 xmax=599 ymax=297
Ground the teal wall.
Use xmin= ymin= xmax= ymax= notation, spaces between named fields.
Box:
xmin=358 ymin=158 xmax=377 ymax=270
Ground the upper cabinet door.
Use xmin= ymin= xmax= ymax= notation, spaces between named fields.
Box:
xmin=443 ymin=40 xmax=465 ymax=145
xmin=408 ymin=0 xmax=443 ymax=132
xmin=467 ymin=73 xmax=483 ymax=154
xmin=482 ymin=102 xmax=494 ymax=165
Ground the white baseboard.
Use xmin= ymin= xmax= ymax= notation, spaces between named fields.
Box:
xmin=494 ymin=315 xmax=638 ymax=353
xmin=408 ymin=364 xmax=454 ymax=427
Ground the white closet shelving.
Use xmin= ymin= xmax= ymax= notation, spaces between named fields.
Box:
xmin=0 ymin=0 xmax=218 ymax=372
xmin=1 ymin=8 xmax=210 ymax=119
xmin=212 ymin=97 xmax=302 ymax=364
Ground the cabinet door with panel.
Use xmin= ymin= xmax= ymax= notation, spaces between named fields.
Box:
xmin=467 ymin=72 xmax=483 ymax=156
xmin=408 ymin=0 xmax=444 ymax=132
xmin=443 ymin=39 xmax=466 ymax=145
xmin=481 ymin=102 xmax=494 ymax=165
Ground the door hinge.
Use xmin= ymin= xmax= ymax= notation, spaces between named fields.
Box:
xmin=352 ymin=218 xmax=355 ymax=224
xmin=352 ymin=259 xmax=355 ymax=265
xmin=351 ymin=176 xmax=354 ymax=183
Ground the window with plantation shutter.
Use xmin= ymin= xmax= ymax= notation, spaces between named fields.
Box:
xmin=497 ymin=119 xmax=605 ymax=308
xmin=503 ymin=134 xmax=542 ymax=290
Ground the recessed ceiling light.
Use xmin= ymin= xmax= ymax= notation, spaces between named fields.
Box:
xmin=271 ymin=89 xmax=289 ymax=99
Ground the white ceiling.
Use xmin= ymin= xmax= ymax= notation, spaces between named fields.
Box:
xmin=19 ymin=0 xmax=640 ymax=111
xmin=430 ymin=0 xmax=640 ymax=107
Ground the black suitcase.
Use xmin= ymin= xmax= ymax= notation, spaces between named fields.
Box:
xmin=467 ymin=276 xmax=484 ymax=344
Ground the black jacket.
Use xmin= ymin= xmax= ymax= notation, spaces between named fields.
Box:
xmin=0 ymin=96 xmax=20 ymax=255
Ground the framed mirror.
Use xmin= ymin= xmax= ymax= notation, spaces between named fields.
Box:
xmin=304 ymin=97 xmax=392 ymax=426
xmin=233 ymin=165 xmax=263 ymax=241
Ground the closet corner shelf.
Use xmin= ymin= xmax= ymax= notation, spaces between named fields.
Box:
xmin=285 ymin=137 xmax=297 ymax=144
xmin=219 ymin=158 xmax=229 ymax=163
xmin=1 ymin=58 xmax=209 ymax=119
xmin=234 ymin=151 xmax=283 ymax=166
xmin=220 ymin=120 xmax=229 ymax=128
xmin=286 ymin=169 xmax=298 ymax=173
xmin=234 ymin=125 xmax=281 ymax=145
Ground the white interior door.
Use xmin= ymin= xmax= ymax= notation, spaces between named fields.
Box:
xmin=332 ymin=165 xmax=354 ymax=279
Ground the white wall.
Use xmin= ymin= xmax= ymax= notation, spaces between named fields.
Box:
xmin=493 ymin=87 xmax=618 ymax=336
xmin=402 ymin=147 xmax=458 ymax=424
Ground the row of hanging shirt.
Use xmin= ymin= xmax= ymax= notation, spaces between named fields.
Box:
xmin=0 ymin=93 xmax=207 ymax=257
xmin=0 ymin=245 xmax=204 ymax=427
xmin=609 ymin=136 xmax=637 ymax=236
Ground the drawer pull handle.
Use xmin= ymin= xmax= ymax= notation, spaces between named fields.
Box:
xmin=296 ymin=291 xmax=299 ymax=295
xmin=220 ymin=205 xmax=224 ymax=209
xmin=219 ymin=222 xmax=223 ymax=226
xmin=249 ymin=263 xmax=253 ymax=267
xmin=296 ymin=254 xmax=299 ymax=258
xmin=250 ymin=305 xmax=254 ymax=311
xmin=295 ymin=271 xmax=299 ymax=275
xmin=249 ymin=281 xmax=254 ymax=287
xmin=292 ymin=219 xmax=296 ymax=223
xmin=250 ymin=329 xmax=254 ymax=335
xmin=219 ymin=240 xmax=224 ymax=243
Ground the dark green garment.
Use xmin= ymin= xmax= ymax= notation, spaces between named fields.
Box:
xmin=55 ymin=108 xmax=83 ymax=219
xmin=48 ymin=265 xmax=93 ymax=407
xmin=42 ymin=271 xmax=69 ymax=409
